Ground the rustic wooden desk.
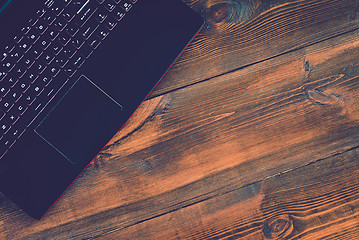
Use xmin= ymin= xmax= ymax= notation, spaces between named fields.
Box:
xmin=1 ymin=0 xmax=359 ymax=239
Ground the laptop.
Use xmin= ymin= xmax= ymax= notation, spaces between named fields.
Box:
xmin=0 ymin=0 xmax=204 ymax=219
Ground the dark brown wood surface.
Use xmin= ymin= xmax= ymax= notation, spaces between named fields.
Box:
xmin=1 ymin=0 xmax=359 ymax=239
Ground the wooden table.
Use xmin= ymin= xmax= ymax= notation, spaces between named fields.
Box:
xmin=1 ymin=0 xmax=359 ymax=239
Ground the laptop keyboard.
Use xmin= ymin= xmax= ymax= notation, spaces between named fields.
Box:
xmin=0 ymin=0 xmax=137 ymax=159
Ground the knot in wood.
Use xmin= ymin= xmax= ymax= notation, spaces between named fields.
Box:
xmin=207 ymin=3 xmax=229 ymax=23
xmin=306 ymin=90 xmax=338 ymax=105
xmin=263 ymin=214 xmax=293 ymax=239
xmin=203 ymin=0 xmax=257 ymax=30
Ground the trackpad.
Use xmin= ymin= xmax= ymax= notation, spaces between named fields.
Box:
xmin=35 ymin=75 xmax=123 ymax=164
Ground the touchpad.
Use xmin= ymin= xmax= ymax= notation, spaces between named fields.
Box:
xmin=35 ymin=75 xmax=123 ymax=164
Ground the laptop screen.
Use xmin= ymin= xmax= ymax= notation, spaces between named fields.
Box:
xmin=0 ymin=0 xmax=13 ymax=14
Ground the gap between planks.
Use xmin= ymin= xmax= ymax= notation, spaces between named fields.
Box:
xmin=148 ymin=26 xmax=359 ymax=100
xmin=87 ymin=144 xmax=359 ymax=240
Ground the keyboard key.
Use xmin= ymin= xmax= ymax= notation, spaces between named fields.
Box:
xmin=6 ymin=109 xmax=20 ymax=125
xmin=2 ymin=60 xmax=15 ymax=72
xmin=28 ymin=44 xmax=42 ymax=60
xmin=20 ymin=25 xmax=32 ymax=35
xmin=74 ymin=1 xmax=98 ymax=27
xmin=45 ymin=25 xmax=59 ymax=41
xmin=9 ymin=46 xmax=23 ymax=62
xmin=0 ymin=119 xmax=11 ymax=133
xmin=95 ymin=7 xmax=108 ymax=23
xmin=39 ymin=36 xmax=52 ymax=50
xmin=27 ymin=28 xmax=41 ymax=44
xmin=34 ymin=19 xmax=48 ymax=34
xmin=53 ymin=16 xmax=67 ymax=30
xmin=80 ymin=18 xmax=99 ymax=39
xmin=2 ymin=95 xmax=14 ymax=112
xmin=8 ymin=126 xmax=25 ymax=139
xmin=71 ymin=34 xmax=85 ymax=49
xmin=88 ymin=34 xmax=101 ymax=49
xmin=63 ymin=62 xmax=76 ymax=77
xmin=58 ymin=32 xmax=71 ymax=46
xmin=65 ymin=22 xmax=79 ymax=37
xmin=24 ymin=70 xmax=38 ymax=83
xmin=104 ymin=15 xmax=117 ymax=30
xmin=72 ymin=52 xmax=85 ymax=68
xmin=14 ymin=63 xmax=27 ymax=78
xmin=1 ymin=134 xmax=16 ymax=149
xmin=28 ymin=17 xmax=39 ymax=26
xmin=18 ymin=38 xmax=32 ymax=53
xmin=54 ymin=52 xmax=68 ymax=67
xmin=13 ymin=34 xmax=24 ymax=44
xmin=96 ymin=26 xmax=110 ymax=40
xmin=23 ymin=93 xmax=36 ymax=105
xmin=4 ymin=44 xmax=15 ymax=53
xmin=30 ymin=84 xmax=44 ymax=97
xmin=47 ymin=64 xmax=60 ymax=77
xmin=38 ymin=74 xmax=52 ymax=87
xmin=62 ymin=9 xmax=76 ymax=22
xmin=43 ymin=11 xmax=56 ymax=25
xmin=50 ymin=0 xmax=65 ymax=16
xmin=12 ymin=102 xmax=28 ymax=117
xmin=41 ymin=51 xmax=55 ymax=65
xmin=104 ymin=0 xmax=116 ymax=12
xmin=34 ymin=61 xmax=47 ymax=74
xmin=18 ymin=81 xmax=30 ymax=93
xmin=113 ymin=6 xmax=125 ymax=21
xmin=8 ymin=88 xmax=22 ymax=102
xmin=23 ymin=57 xmax=35 ymax=69
xmin=0 ymin=85 xmax=9 ymax=97
xmin=50 ymin=40 xmax=63 ymax=55
xmin=63 ymin=44 xmax=76 ymax=58
xmin=120 ymin=1 xmax=132 ymax=12
xmin=42 ymin=53 xmax=55 ymax=65
xmin=5 ymin=74 xmax=18 ymax=88
xmin=36 ymin=8 xmax=46 ymax=17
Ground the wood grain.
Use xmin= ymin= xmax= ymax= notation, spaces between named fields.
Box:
xmin=1 ymin=0 xmax=359 ymax=239
xmin=150 ymin=0 xmax=359 ymax=97
xmin=100 ymin=146 xmax=359 ymax=240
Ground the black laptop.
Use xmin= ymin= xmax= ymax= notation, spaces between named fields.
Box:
xmin=0 ymin=0 xmax=204 ymax=219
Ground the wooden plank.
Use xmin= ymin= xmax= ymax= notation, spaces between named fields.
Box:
xmin=100 ymin=146 xmax=359 ymax=240
xmin=150 ymin=0 xmax=359 ymax=97
xmin=2 ymin=24 xmax=359 ymax=239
